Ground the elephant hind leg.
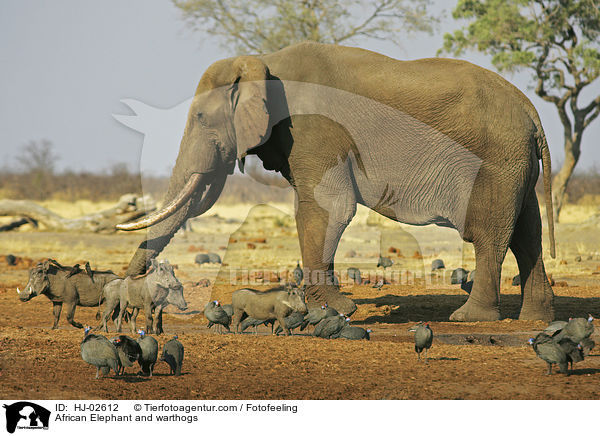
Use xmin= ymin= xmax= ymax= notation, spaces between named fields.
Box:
xmin=510 ymin=194 xmax=554 ymax=321
xmin=450 ymin=224 xmax=512 ymax=322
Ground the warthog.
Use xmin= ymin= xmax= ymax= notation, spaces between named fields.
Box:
xmin=98 ymin=259 xmax=187 ymax=334
xmin=231 ymin=286 xmax=307 ymax=336
xmin=19 ymin=259 xmax=120 ymax=329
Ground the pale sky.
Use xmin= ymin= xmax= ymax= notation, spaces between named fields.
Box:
xmin=1 ymin=0 xmax=598 ymax=176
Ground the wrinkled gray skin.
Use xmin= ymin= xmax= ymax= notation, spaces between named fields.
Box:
xmin=231 ymin=287 xmax=307 ymax=336
xmin=161 ymin=338 xmax=184 ymax=376
xmin=98 ymin=259 xmax=187 ymax=334
xmin=20 ymin=260 xmax=119 ymax=329
xmin=123 ymin=42 xmax=555 ymax=322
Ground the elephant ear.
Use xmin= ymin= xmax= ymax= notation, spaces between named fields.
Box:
xmin=232 ymin=57 xmax=271 ymax=160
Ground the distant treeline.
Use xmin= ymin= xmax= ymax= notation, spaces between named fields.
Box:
xmin=0 ymin=167 xmax=294 ymax=204
xmin=0 ymin=163 xmax=598 ymax=205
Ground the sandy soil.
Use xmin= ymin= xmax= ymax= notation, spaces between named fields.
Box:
xmin=1 ymin=202 xmax=600 ymax=400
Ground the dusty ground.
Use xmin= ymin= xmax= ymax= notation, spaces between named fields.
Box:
xmin=1 ymin=201 xmax=600 ymax=399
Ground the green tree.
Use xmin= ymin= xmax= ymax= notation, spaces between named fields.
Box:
xmin=440 ymin=0 xmax=600 ymax=221
xmin=172 ymin=0 xmax=437 ymax=54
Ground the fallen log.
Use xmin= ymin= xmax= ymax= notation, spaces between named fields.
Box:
xmin=0 ymin=194 xmax=156 ymax=233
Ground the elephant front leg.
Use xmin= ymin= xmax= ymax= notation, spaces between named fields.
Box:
xmin=296 ymin=195 xmax=357 ymax=315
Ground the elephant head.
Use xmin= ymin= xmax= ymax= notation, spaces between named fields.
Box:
xmin=120 ymin=56 xmax=275 ymax=275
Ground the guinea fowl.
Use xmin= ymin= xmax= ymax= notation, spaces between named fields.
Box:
xmin=557 ymin=337 xmax=585 ymax=371
xmin=239 ymin=317 xmax=275 ymax=335
xmin=274 ymin=312 xmax=305 ymax=336
xmin=377 ymin=256 xmax=394 ymax=270
xmin=161 ymin=335 xmax=184 ymax=376
xmin=293 ymin=261 xmax=303 ymax=286
xmin=529 ymin=333 xmax=571 ymax=375
xmin=300 ymin=305 xmax=338 ymax=333
xmin=221 ymin=304 xmax=234 ymax=318
xmin=553 ymin=315 xmax=594 ymax=343
xmin=313 ymin=314 xmax=349 ymax=339
xmin=136 ymin=329 xmax=159 ymax=377
xmin=409 ymin=322 xmax=433 ymax=363
xmin=347 ymin=267 xmax=362 ymax=285
xmin=80 ymin=326 xmax=121 ymax=379
xmin=112 ymin=335 xmax=142 ymax=375
xmin=204 ymin=300 xmax=231 ymax=334
xmin=333 ymin=326 xmax=371 ymax=340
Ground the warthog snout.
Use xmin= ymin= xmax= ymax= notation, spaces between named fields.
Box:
xmin=288 ymin=289 xmax=308 ymax=314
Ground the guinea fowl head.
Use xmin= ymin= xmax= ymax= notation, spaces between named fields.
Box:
xmin=588 ymin=314 xmax=594 ymax=323
xmin=84 ymin=326 xmax=92 ymax=336
xmin=137 ymin=329 xmax=145 ymax=337
xmin=528 ymin=338 xmax=534 ymax=345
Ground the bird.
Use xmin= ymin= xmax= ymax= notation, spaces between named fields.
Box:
xmin=347 ymin=267 xmax=362 ymax=285
xmin=112 ymin=335 xmax=142 ymax=375
xmin=274 ymin=312 xmax=305 ymax=335
xmin=580 ymin=337 xmax=595 ymax=357
xmin=293 ymin=261 xmax=303 ymax=286
xmin=313 ymin=314 xmax=349 ymax=339
xmin=161 ymin=335 xmax=184 ymax=376
xmin=377 ymin=256 xmax=394 ymax=270
xmin=80 ymin=326 xmax=121 ymax=379
xmin=545 ymin=315 xmax=594 ymax=343
xmin=300 ymin=305 xmax=338 ymax=333
xmin=333 ymin=326 xmax=371 ymax=340
xmin=221 ymin=304 xmax=234 ymax=318
xmin=136 ymin=329 xmax=158 ymax=377
xmin=557 ymin=337 xmax=584 ymax=371
xmin=450 ymin=268 xmax=469 ymax=285
xmin=372 ymin=278 xmax=384 ymax=290
xmin=512 ymin=274 xmax=521 ymax=286
xmin=431 ymin=259 xmax=445 ymax=271
xmin=85 ymin=261 xmax=94 ymax=282
xmin=239 ymin=317 xmax=275 ymax=335
xmin=204 ymin=300 xmax=231 ymax=333
xmin=409 ymin=322 xmax=433 ymax=363
xmin=529 ymin=333 xmax=572 ymax=375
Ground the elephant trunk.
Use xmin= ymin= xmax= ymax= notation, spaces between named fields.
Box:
xmin=124 ymin=171 xmax=227 ymax=276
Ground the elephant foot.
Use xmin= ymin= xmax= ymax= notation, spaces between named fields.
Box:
xmin=449 ymin=299 xmax=499 ymax=322
xmin=519 ymin=304 xmax=554 ymax=322
xmin=305 ymin=285 xmax=357 ymax=316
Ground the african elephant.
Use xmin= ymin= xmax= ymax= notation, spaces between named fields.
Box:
xmin=119 ymin=41 xmax=556 ymax=322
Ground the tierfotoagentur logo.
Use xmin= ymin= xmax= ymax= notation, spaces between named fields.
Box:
xmin=3 ymin=402 xmax=50 ymax=433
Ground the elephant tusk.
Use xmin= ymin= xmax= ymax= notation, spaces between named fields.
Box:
xmin=116 ymin=173 xmax=204 ymax=231
xmin=16 ymin=287 xmax=20 ymax=294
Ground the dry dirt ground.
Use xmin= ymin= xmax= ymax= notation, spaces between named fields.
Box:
xmin=1 ymin=202 xmax=600 ymax=400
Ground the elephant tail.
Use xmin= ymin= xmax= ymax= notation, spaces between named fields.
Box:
xmin=537 ymin=126 xmax=556 ymax=259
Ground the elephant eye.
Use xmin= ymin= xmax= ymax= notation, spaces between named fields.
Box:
xmin=197 ymin=112 xmax=203 ymax=119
